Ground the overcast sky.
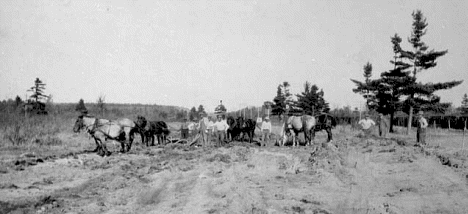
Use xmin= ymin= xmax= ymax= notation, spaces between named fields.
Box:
xmin=1 ymin=0 xmax=467 ymax=112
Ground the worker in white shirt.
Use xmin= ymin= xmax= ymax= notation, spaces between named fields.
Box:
xmin=206 ymin=116 xmax=214 ymax=146
xmin=213 ymin=114 xmax=229 ymax=146
xmin=358 ymin=113 xmax=375 ymax=137
xmin=261 ymin=116 xmax=272 ymax=146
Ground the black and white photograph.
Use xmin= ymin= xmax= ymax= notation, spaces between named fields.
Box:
xmin=1 ymin=0 xmax=467 ymax=213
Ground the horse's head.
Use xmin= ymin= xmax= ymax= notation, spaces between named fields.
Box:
xmin=227 ymin=116 xmax=235 ymax=126
xmin=237 ymin=117 xmax=245 ymax=128
xmin=135 ymin=115 xmax=147 ymax=129
xmin=73 ymin=115 xmax=85 ymax=133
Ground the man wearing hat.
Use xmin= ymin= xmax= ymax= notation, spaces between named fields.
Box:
xmin=416 ymin=110 xmax=428 ymax=145
xmin=198 ymin=112 xmax=209 ymax=146
xmin=213 ymin=114 xmax=229 ymax=146
xmin=261 ymin=116 xmax=272 ymax=146
xmin=378 ymin=113 xmax=389 ymax=138
xmin=358 ymin=113 xmax=375 ymax=137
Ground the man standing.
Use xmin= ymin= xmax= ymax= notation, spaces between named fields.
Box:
xmin=180 ymin=118 xmax=189 ymax=139
xmin=213 ymin=115 xmax=229 ymax=146
xmin=378 ymin=113 xmax=389 ymax=138
xmin=261 ymin=116 xmax=272 ymax=146
xmin=417 ymin=111 xmax=428 ymax=145
xmin=206 ymin=116 xmax=214 ymax=146
xmin=358 ymin=113 xmax=375 ymax=137
xmin=198 ymin=112 xmax=208 ymax=146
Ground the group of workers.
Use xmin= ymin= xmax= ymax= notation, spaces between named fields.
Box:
xmin=179 ymin=113 xmax=273 ymax=147
xmin=358 ymin=111 xmax=428 ymax=145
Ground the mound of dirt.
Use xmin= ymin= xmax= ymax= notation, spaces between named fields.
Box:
xmin=2 ymin=136 xmax=468 ymax=213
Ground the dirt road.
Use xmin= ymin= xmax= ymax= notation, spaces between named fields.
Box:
xmin=1 ymin=136 xmax=468 ymax=214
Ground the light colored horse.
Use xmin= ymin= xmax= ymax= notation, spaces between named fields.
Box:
xmin=280 ymin=115 xmax=316 ymax=147
xmin=73 ymin=115 xmax=137 ymax=156
xmin=280 ymin=114 xmax=336 ymax=147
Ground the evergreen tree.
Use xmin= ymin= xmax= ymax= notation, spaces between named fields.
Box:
xmin=461 ymin=93 xmax=468 ymax=115
xmin=197 ymin=105 xmax=206 ymax=116
xmin=374 ymin=34 xmax=415 ymax=132
xmin=189 ymin=106 xmax=197 ymax=121
xmin=351 ymin=62 xmax=380 ymax=110
xmin=272 ymin=81 xmax=292 ymax=119
xmin=28 ymin=78 xmax=48 ymax=104
xmin=75 ymin=99 xmax=87 ymax=112
xmin=14 ymin=95 xmax=23 ymax=107
xmin=272 ymin=85 xmax=285 ymax=118
xmin=295 ymin=82 xmax=330 ymax=115
xmin=402 ymin=10 xmax=463 ymax=134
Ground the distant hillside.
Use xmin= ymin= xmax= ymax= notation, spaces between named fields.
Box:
xmin=48 ymin=102 xmax=189 ymax=121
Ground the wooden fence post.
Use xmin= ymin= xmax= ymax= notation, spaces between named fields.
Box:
xmin=463 ymin=120 xmax=466 ymax=154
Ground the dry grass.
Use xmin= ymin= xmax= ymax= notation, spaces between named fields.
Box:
xmin=1 ymin=109 xmax=466 ymax=161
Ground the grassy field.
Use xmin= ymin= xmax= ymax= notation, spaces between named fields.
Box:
xmin=2 ymin=110 xmax=468 ymax=213
xmin=1 ymin=109 xmax=466 ymax=160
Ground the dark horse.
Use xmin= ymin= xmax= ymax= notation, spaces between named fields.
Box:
xmin=237 ymin=117 xmax=257 ymax=143
xmin=313 ymin=113 xmax=336 ymax=142
xmin=226 ymin=116 xmax=242 ymax=141
xmin=281 ymin=114 xmax=336 ymax=146
xmin=135 ymin=116 xmax=170 ymax=146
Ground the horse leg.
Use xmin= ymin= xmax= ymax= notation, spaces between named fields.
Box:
xmin=327 ymin=128 xmax=333 ymax=142
xmin=293 ymin=134 xmax=297 ymax=147
xmin=304 ymin=129 xmax=310 ymax=146
xmin=92 ymin=138 xmax=100 ymax=152
xmin=311 ymin=129 xmax=316 ymax=145
xmin=140 ymin=131 xmax=145 ymax=145
xmin=128 ymin=129 xmax=135 ymax=152
xmin=120 ymin=140 xmax=126 ymax=153
xmin=101 ymin=141 xmax=110 ymax=157
xmin=94 ymin=138 xmax=103 ymax=155
xmin=127 ymin=135 xmax=134 ymax=152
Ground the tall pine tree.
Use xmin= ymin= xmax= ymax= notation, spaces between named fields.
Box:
xmin=189 ymin=106 xmax=197 ymax=121
xmin=402 ymin=10 xmax=463 ymax=134
xmin=461 ymin=93 xmax=468 ymax=115
xmin=295 ymin=82 xmax=330 ymax=115
xmin=197 ymin=105 xmax=206 ymax=116
xmin=374 ymin=34 xmax=415 ymax=132
xmin=351 ymin=62 xmax=380 ymax=110
xmin=272 ymin=81 xmax=292 ymax=119
xmin=75 ymin=99 xmax=87 ymax=112
xmin=28 ymin=78 xmax=48 ymax=104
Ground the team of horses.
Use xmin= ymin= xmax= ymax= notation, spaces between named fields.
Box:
xmin=73 ymin=113 xmax=337 ymax=156
xmin=226 ymin=116 xmax=257 ymax=143
xmin=73 ymin=114 xmax=169 ymax=156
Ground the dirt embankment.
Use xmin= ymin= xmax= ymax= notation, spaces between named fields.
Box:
xmin=1 ymin=137 xmax=468 ymax=214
